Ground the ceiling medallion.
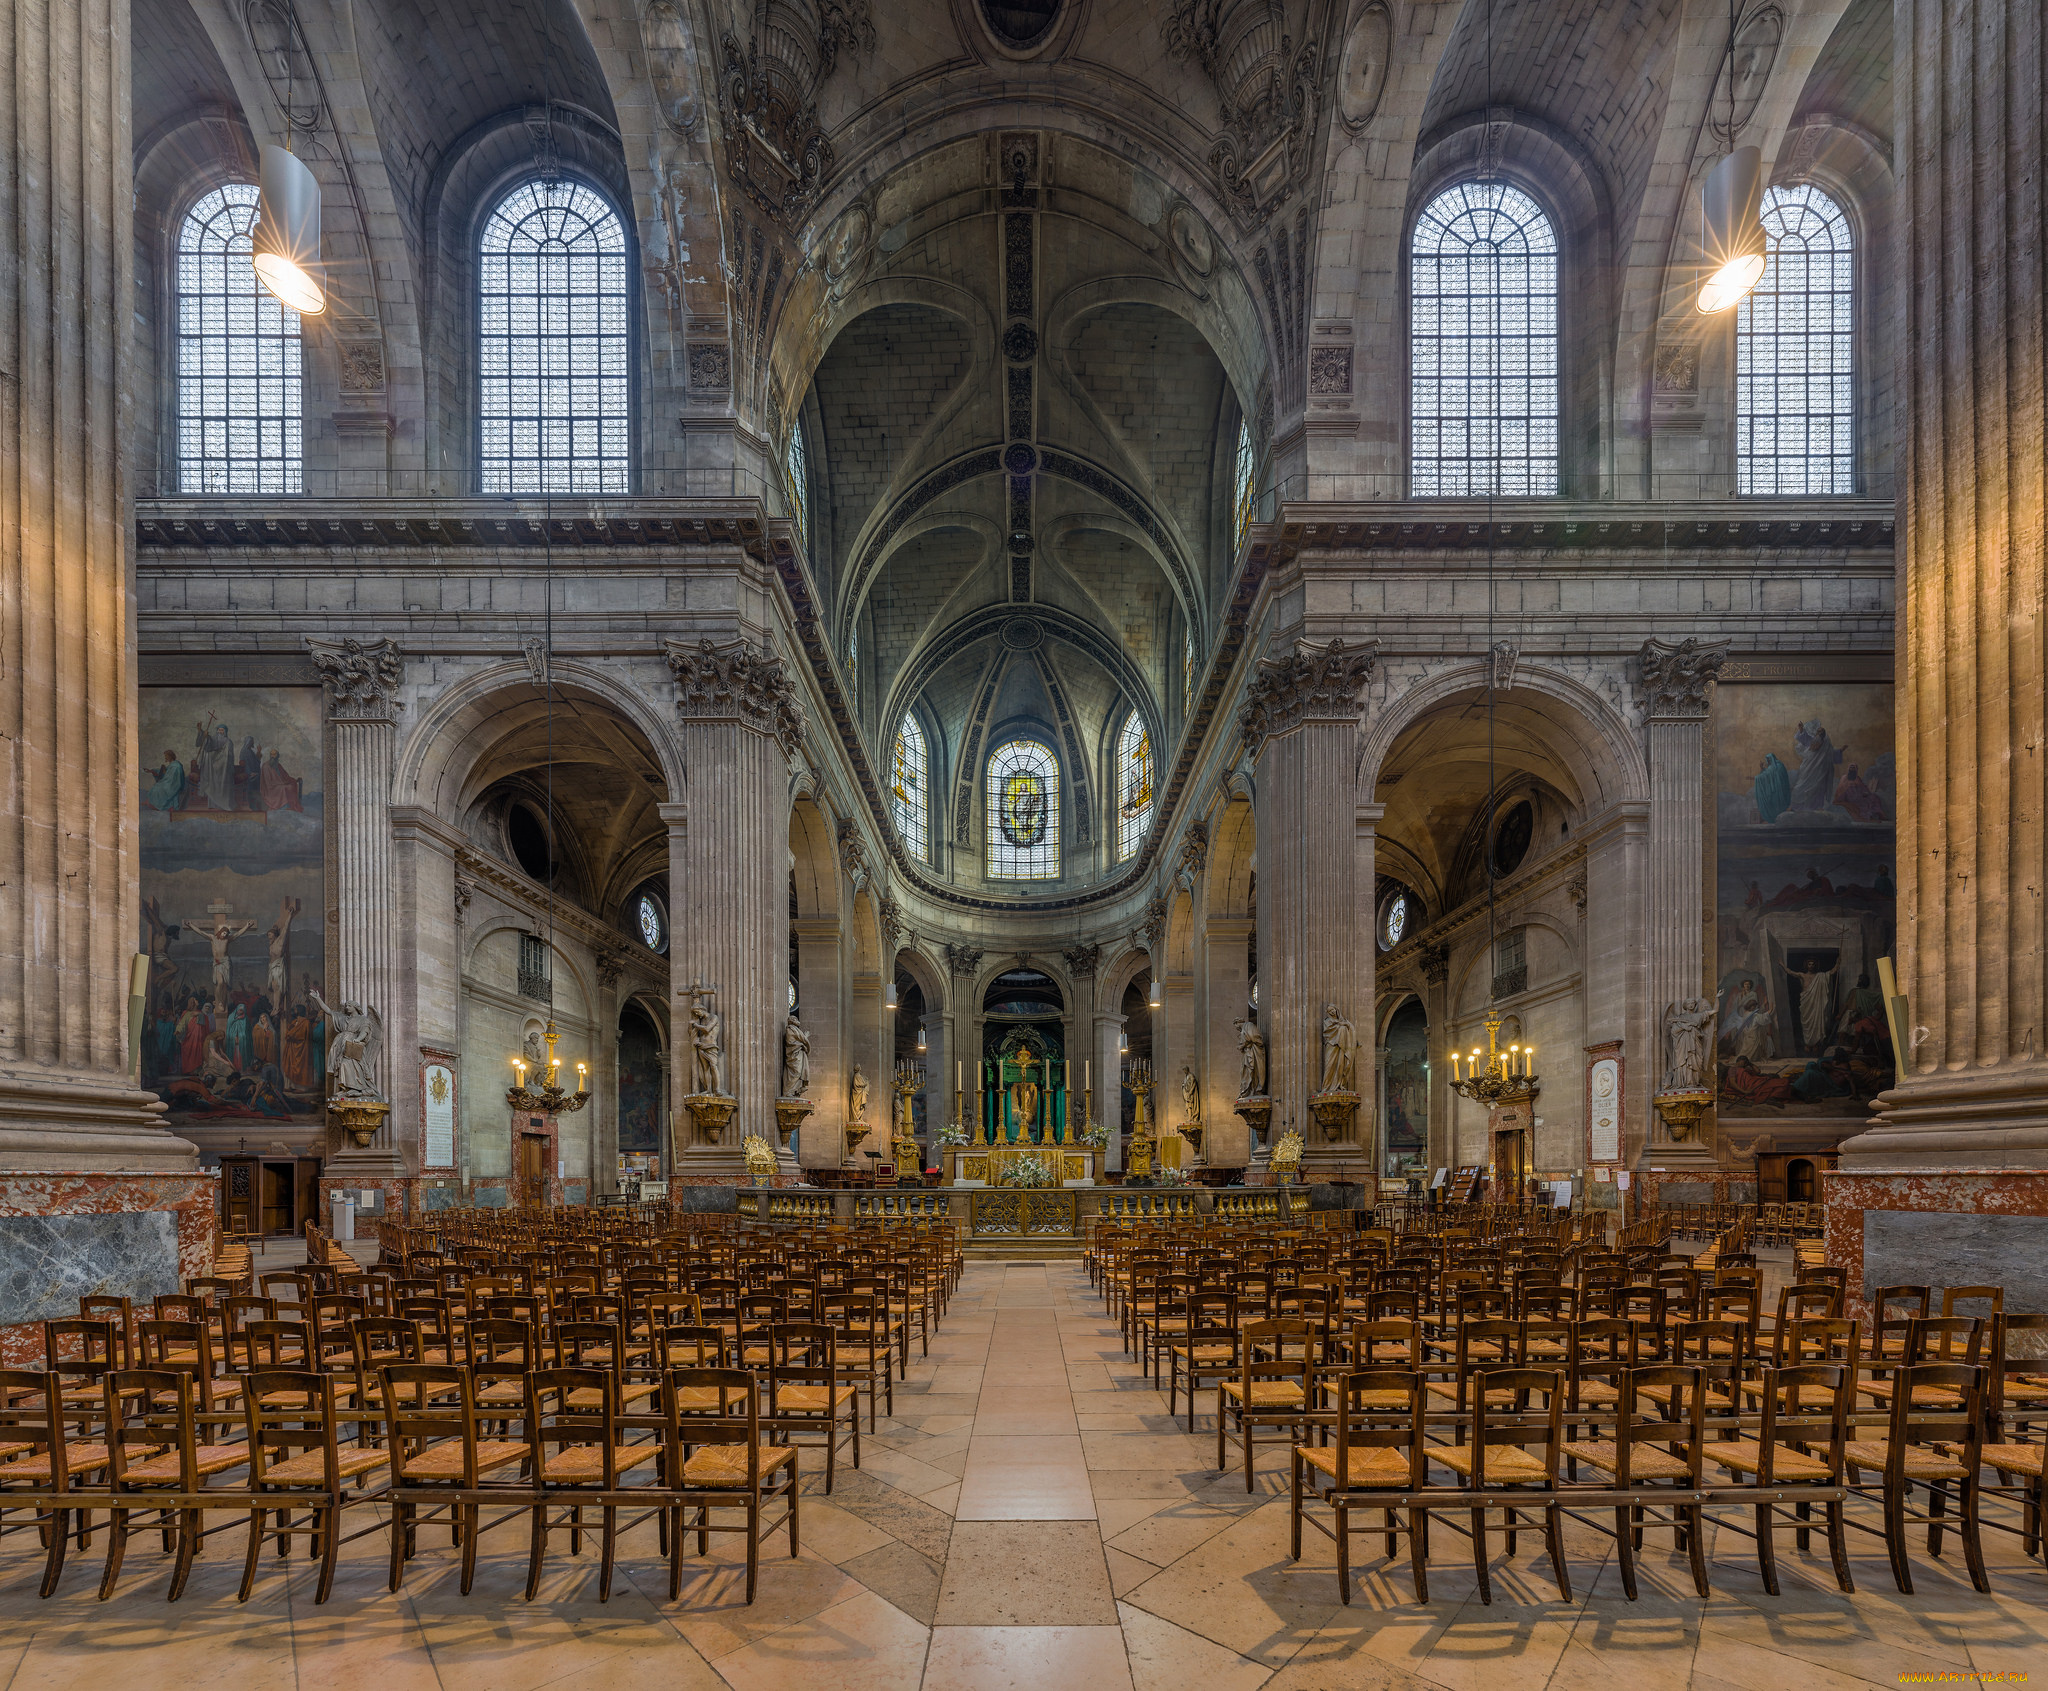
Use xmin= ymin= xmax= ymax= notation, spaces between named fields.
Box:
xmin=1001 ymin=616 xmax=1044 ymax=651
xmin=1001 ymin=322 xmax=1039 ymax=362
xmin=1001 ymin=442 xmax=1038 ymax=474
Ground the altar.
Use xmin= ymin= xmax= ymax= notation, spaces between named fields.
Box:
xmin=947 ymin=1144 xmax=1095 ymax=1186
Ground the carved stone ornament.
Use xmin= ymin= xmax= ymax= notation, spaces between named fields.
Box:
xmin=596 ymin=948 xmax=627 ymax=989
xmin=1634 ymin=637 xmax=1731 ymax=720
xmin=337 ymin=340 xmax=384 ymax=394
xmin=716 ymin=0 xmax=871 ymax=226
xmin=1061 ymin=942 xmax=1101 ymax=977
xmin=1237 ymin=637 xmax=1378 ymax=751
xmin=877 ymin=894 xmax=903 ymax=955
xmin=1568 ymin=872 xmax=1587 ymax=914
xmin=521 ymin=634 xmax=550 ymax=689
xmin=305 ymin=636 xmax=403 ymax=721
xmin=454 ymin=875 xmax=476 ymax=926
xmin=1139 ymin=895 xmax=1168 ymax=958
xmin=1174 ymin=820 xmax=1210 ymax=892
xmin=837 ymin=815 xmax=868 ymax=885
xmin=665 ymin=636 xmax=806 ymax=756
xmin=1491 ymin=641 xmax=1519 ymax=693
xmin=1420 ymin=941 xmax=1450 ymax=985
xmin=945 ymin=942 xmax=984 ymax=977
xmin=1163 ymin=0 xmax=1322 ymax=230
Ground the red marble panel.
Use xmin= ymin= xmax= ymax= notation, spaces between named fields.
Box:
xmin=1821 ymin=1168 xmax=2048 ymax=1318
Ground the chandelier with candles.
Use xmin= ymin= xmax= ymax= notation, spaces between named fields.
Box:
xmin=1448 ymin=1010 xmax=1538 ymax=1106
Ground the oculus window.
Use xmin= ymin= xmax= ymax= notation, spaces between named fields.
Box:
xmin=1410 ymin=182 xmax=1559 ymax=496
xmin=635 ymin=891 xmax=667 ymax=954
xmin=478 ymin=179 xmax=631 ymax=493
xmin=891 ymin=713 xmax=930 ymax=863
xmin=1737 ymin=184 xmax=1854 ymax=495
xmin=986 ymin=738 xmax=1060 ymax=881
xmin=1115 ymin=710 xmax=1154 ymax=862
xmin=177 ymin=183 xmax=303 ymax=494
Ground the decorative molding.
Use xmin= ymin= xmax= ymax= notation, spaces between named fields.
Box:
xmin=454 ymin=874 xmax=476 ymax=926
xmin=1237 ymin=637 xmax=1377 ymax=750
xmin=1061 ymin=942 xmax=1101 ymax=978
xmin=1308 ymin=345 xmax=1352 ymax=395
xmin=664 ymin=636 xmax=806 ymax=756
xmin=716 ymin=0 xmax=874 ymax=226
xmin=305 ymin=635 xmax=403 ymax=721
xmin=878 ymin=894 xmax=902 ymax=957
xmin=521 ymin=635 xmax=549 ymax=689
xmin=1491 ymin=641 xmax=1518 ymax=692
xmin=837 ymin=815 xmax=868 ymax=887
xmin=1568 ymin=872 xmax=1587 ymax=915
xmin=1139 ymin=895 xmax=1168 ymax=958
xmin=1174 ymin=819 xmax=1209 ymax=893
xmin=337 ymin=341 xmax=384 ymax=394
xmin=1163 ymin=0 xmax=1322 ymax=231
xmin=1634 ymin=636 xmax=1731 ymax=720
xmin=595 ymin=948 xmax=628 ymax=989
xmin=1420 ymin=941 xmax=1450 ymax=985
xmin=944 ymin=943 xmax=984 ymax=977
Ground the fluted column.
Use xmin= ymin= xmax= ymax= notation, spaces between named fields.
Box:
xmin=1204 ymin=917 xmax=1253 ymax=1167
xmin=307 ymin=638 xmax=404 ymax=1173
xmin=1244 ymin=638 xmax=1377 ymax=1168
xmin=794 ymin=916 xmax=843 ymax=1169
xmin=665 ymin=638 xmax=802 ymax=1168
xmin=1634 ymin=638 xmax=1727 ymax=1124
xmin=0 ymin=0 xmax=190 ymax=1171
xmin=1842 ymin=0 xmax=2048 ymax=1167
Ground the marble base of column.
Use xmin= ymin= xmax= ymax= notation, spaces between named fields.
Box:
xmin=1838 ymin=1067 xmax=2048 ymax=1170
xmin=0 ymin=1073 xmax=198 ymax=1172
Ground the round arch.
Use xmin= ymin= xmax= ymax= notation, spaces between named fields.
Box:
xmin=789 ymin=797 xmax=842 ymax=921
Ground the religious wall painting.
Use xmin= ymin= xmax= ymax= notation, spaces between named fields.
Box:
xmin=617 ymin=1005 xmax=665 ymax=1165
xmin=1713 ymin=682 xmax=1895 ymax=1117
xmin=1381 ymin=998 xmax=1428 ymax=1177
xmin=138 ymin=686 xmax=327 ymax=1127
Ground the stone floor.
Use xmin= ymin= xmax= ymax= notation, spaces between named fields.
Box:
xmin=4 ymin=1261 xmax=2044 ymax=1690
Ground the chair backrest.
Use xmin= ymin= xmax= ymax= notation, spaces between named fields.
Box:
xmin=1349 ymin=1318 xmax=1419 ymax=1369
xmin=1326 ymin=1367 xmax=1425 ymax=1488
xmin=1871 ymin=1285 xmax=1933 ymax=1356
xmin=1758 ymin=1362 xmax=1852 ymax=1479
xmin=657 ymin=1323 xmax=729 ymax=1368
xmin=1237 ymin=1317 xmax=1315 ymax=1388
xmin=1882 ymin=1362 xmax=1984 ymax=1470
xmin=243 ymin=1368 xmax=347 ymax=1488
xmin=765 ymin=1321 xmax=840 ymax=1398
xmin=469 ymin=1316 xmax=535 ymax=1367
xmin=1783 ymin=1317 xmax=1861 ymax=1366
xmin=1941 ymin=1284 xmax=2003 ymax=1320
xmin=103 ymin=1367 xmax=204 ymax=1486
xmin=1906 ymin=1315 xmax=1983 ymax=1366
xmin=1614 ymin=1365 xmax=1705 ymax=1483
xmin=382 ymin=1364 xmax=485 ymax=1482
xmin=1466 ymin=1368 xmax=1565 ymax=1483
xmin=527 ymin=1367 xmax=623 ymax=1482
xmin=664 ymin=1365 xmax=761 ymax=1465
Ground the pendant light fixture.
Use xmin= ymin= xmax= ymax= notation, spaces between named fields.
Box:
xmin=252 ymin=0 xmax=325 ymax=314
xmin=1696 ymin=0 xmax=1765 ymax=313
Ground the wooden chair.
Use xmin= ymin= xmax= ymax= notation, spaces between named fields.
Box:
xmin=0 ymin=1368 xmax=112 ymax=1596
xmin=764 ymin=1322 xmax=860 ymax=1493
xmin=1970 ymin=1313 xmax=2048 ymax=1562
xmin=1217 ymin=1317 xmax=1316 ymax=1492
xmin=1844 ymin=1361 xmax=1990 ymax=1593
xmin=240 ymin=1367 xmax=390 ymax=1603
xmin=523 ymin=1367 xmax=660 ymax=1601
xmin=661 ymin=1367 xmax=799 ymax=1603
xmin=96 ymin=1367 xmax=249 ymax=1600
xmin=1423 ymin=1366 xmax=1572 ymax=1605
xmin=1165 ymin=1290 xmax=1237 ymax=1430
xmin=1290 ymin=1367 xmax=1428 ymax=1603
xmin=382 ymin=1363 xmax=534 ymax=1594
xmin=1561 ymin=1364 xmax=1710 ymax=1599
xmin=1704 ymin=1362 xmax=1855 ymax=1594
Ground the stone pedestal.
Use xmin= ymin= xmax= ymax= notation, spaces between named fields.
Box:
xmin=682 ymin=1092 xmax=738 ymax=1146
xmin=1831 ymin=0 xmax=2048 ymax=1263
xmin=774 ymin=1097 xmax=813 ymax=1177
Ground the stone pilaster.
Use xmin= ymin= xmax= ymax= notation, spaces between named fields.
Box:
xmin=307 ymin=637 xmax=404 ymax=1176
xmin=1242 ymin=638 xmax=1377 ymax=1168
xmin=664 ymin=638 xmax=803 ymax=1170
xmin=1841 ymin=0 xmax=2048 ymax=1175
xmin=0 ymin=0 xmax=193 ymax=1173
xmin=793 ymin=915 xmax=842 ymax=1169
xmin=1632 ymin=638 xmax=1727 ymax=1108
xmin=1204 ymin=917 xmax=1254 ymax=1167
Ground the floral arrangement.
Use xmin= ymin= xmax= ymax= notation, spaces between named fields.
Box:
xmin=1078 ymin=1120 xmax=1112 ymax=1149
xmin=937 ymin=1123 xmax=973 ymax=1148
xmin=997 ymin=1151 xmax=1056 ymax=1187
xmin=1153 ymin=1166 xmax=1190 ymax=1188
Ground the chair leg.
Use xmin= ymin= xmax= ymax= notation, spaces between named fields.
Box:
xmin=1883 ymin=1482 xmax=1914 ymax=1593
xmin=1755 ymin=1501 xmax=1779 ymax=1595
xmin=1927 ymin=1476 xmax=1947 ymax=1559
xmin=1335 ymin=1497 xmax=1352 ymax=1605
xmin=599 ymin=1504 xmax=617 ymax=1603
xmin=787 ymin=1469 xmax=801 ymax=1557
xmin=1613 ymin=1505 xmax=1638 ymax=1602
xmin=461 ymin=1502 xmax=483 ymax=1596
xmin=1545 ymin=1504 xmax=1571 ymax=1602
xmin=167 ymin=1508 xmax=201 ymax=1602
xmin=743 ymin=1497 xmax=759 ymax=1605
xmin=240 ymin=1507 xmax=265 ymax=1601
xmin=1825 ymin=1499 xmax=1855 ymax=1593
xmin=1960 ymin=1478 xmax=1990 ymax=1594
xmin=386 ymin=1499 xmax=407 ymax=1592
xmin=96 ymin=1507 xmax=129 ymax=1601
xmin=1471 ymin=1506 xmax=1492 ymax=1605
xmin=1408 ymin=1507 xmax=1429 ymax=1603
xmin=315 ymin=1500 xmax=342 ymax=1605
xmin=41 ymin=1506 xmax=70 ymax=1599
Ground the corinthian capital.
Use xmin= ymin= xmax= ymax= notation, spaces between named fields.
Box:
xmin=664 ymin=636 xmax=807 ymax=756
xmin=306 ymin=636 xmax=403 ymax=720
xmin=1237 ymin=636 xmax=1378 ymax=751
xmin=1633 ymin=637 xmax=1731 ymax=721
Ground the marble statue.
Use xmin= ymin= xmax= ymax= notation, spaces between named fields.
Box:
xmin=309 ymin=990 xmax=383 ymax=1101
xmin=1180 ymin=1063 xmax=1201 ymax=1125
xmin=523 ymin=1026 xmax=546 ymax=1067
xmin=686 ymin=984 xmax=726 ymax=1095
xmin=849 ymin=1064 xmax=870 ymax=1123
xmin=1238 ymin=1016 xmax=1267 ymax=1097
xmin=781 ymin=1012 xmax=811 ymax=1097
xmin=1663 ymin=997 xmax=1718 ymax=1090
xmin=1320 ymin=1003 xmax=1358 ymax=1092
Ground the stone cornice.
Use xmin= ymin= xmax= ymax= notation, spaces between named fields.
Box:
xmin=136 ymin=500 xmax=774 ymax=557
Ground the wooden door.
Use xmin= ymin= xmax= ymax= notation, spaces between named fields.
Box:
xmin=1786 ymin=1158 xmax=1817 ymax=1204
xmin=518 ymin=1134 xmax=550 ymax=1206
xmin=262 ymin=1162 xmax=295 ymax=1235
xmin=220 ymin=1157 xmax=259 ymax=1234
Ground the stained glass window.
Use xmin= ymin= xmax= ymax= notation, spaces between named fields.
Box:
xmin=1185 ymin=626 xmax=1197 ymax=715
xmin=847 ymin=616 xmax=858 ymax=707
xmin=1116 ymin=710 xmax=1154 ymax=862
xmin=1410 ymin=182 xmax=1559 ymax=496
xmin=986 ymin=739 xmax=1059 ymax=880
xmin=478 ymin=179 xmax=631 ymax=493
xmin=636 ymin=892 xmax=666 ymax=953
xmin=892 ymin=713 xmax=929 ymax=863
xmin=786 ymin=424 xmax=810 ymax=551
xmin=1738 ymin=184 xmax=1854 ymax=495
xmin=177 ymin=183 xmax=303 ymax=493
xmin=1232 ymin=417 xmax=1255 ymax=552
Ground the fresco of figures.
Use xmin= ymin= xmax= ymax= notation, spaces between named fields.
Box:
xmin=137 ymin=687 xmax=328 ymax=1126
xmin=1713 ymin=682 xmax=1896 ymax=1117
xmin=1381 ymin=999 xmax=1429 ymax=1177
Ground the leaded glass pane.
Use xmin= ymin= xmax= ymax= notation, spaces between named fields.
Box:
xmin=986 ymin=739 xmax=1060 ymax=881
xmin=1737 ymin=185 xmax=1855 ymax=495
xmin=1115 ymin=711 xmax=1153 ymax=862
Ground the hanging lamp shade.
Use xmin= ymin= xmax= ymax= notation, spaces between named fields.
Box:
xmin=1697 ymin=145 xmax=1765 ymax=313
xmin=252 ymin=144 xmax=326 ymax=314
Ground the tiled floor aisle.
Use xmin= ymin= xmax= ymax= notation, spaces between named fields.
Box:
xmin=4 ymin=1261 xmax=2044 ymax=1689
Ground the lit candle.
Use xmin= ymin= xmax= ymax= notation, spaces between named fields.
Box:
xmin=1524 ymin=1045 xmax=1533 ymax=1074
xmin=576 ymin=1061 xmax=588 ymax=1085
xmin=1084 ymin=1059 xmax=1090 ymax=1090
xmin=513 ymin=1058 xmax=527 ymax=1081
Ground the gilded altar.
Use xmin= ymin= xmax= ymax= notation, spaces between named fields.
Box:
xmin=969 ymin=1188 xmax=1078 ymax=1236
xmin=950 ymin=1144 xmax=1093 ymax=1186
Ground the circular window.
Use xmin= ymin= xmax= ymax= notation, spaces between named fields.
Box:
xmin=787 ymin=979 xmax=798 ymax=1013
xmin=1379 ymin=889 xmax=1414 ymax=951
xmin=1492 ymin=799 xmax=1534 ymax=878
xmin=635 ymin=892 xmax=665 ymax=953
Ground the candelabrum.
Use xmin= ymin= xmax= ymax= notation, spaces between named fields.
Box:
xmin=507 ymin=1021 xmax=591 ymax=1113
xmin=1446 ymin=1011 xmax=1539 ymax=1105
xmin=892 ymin=1058 xmax=926 ymax=1179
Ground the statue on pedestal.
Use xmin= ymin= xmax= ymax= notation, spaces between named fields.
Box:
xmin=1180 ymin=1063 xmax=1202 ymax=1125
xmin=781 ymin=1012 xmax=811 ymax=1098
xmin=1008 ymin=1045 xmax=1042 ymax=1141
xmin=1321 ymin=1003 xmax=1358 ymax=1092
xmin=311 ymin=991 xmax=388 ymax=1149
xmin=685 ymin=983 xmax=726 ymax=1096
xmin=1662 ymin=998 xmax=1717 ymax=1092
xmin=849 ymin=1064 xmax=869 ymax=1123
xmin=1237 ymin=1016 xmax=1267 ymax=1098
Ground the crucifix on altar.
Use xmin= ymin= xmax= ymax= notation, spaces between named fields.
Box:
xmin=976 ymin=1030 xmax=1070 ymax=1145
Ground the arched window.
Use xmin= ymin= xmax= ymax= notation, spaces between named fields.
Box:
xmin=847 ymin=617 xmax=858 ymax=707
xmin=891 ymin=713 xmax=929 ymax=863
xmin=1231 ymin=416 xmax=1256 ymax=552
xmin=1737 ymin=184 xmax=1854 ymax=495
xmin=1115 ymin=711 xmax=1154 ymax=862
xmin=1185 ymin=625 xmax=1198 ymax=715
xmin=176 ymin=183 xmax=302 ymax=493
xmin=1410 ymin=182 xmax=1559 ymax=496
xmin=986 ymin=738 xmax=1060 ymax=880
xmin=785 ymin=424 xmax=811 ymax=551
xmin=478 ymin=179 xmax=631 ymax=493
